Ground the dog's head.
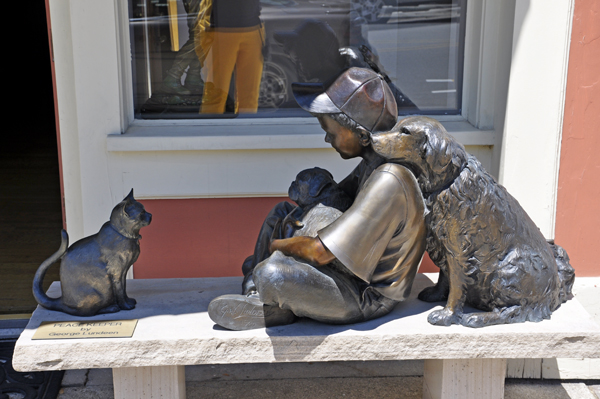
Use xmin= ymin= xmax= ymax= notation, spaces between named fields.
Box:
xmin=289 ymin=167 xmax=336 ymax=208
xmin=371 ymin=116 xmax=468 ymax=194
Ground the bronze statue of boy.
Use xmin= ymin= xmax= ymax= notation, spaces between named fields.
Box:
xmin=208 ymin=67 xmax=426 ymax=330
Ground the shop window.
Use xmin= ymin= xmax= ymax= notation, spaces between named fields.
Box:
xmin=128 ymin=0 xmax=466 ymax=119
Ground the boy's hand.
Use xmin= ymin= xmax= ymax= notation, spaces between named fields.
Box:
xmin=269 ymin=236 xmax=335 ymax=267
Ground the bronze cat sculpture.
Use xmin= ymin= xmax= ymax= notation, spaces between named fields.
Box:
xmin=371 ymin=116 xmax=575 ymax=328
xmin=32 ymin=190 xmax=152 ymax=316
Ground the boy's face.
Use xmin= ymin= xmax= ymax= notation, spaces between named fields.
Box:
xmin=318 ymin=115 xmax=365 ymax=160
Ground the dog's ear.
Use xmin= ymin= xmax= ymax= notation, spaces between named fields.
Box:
xmin=451 ymin=153 xmax=463 ymax=168
xmin=419 ymin=132 xmax=430 ymax=160
xmin=309 ymin=174 xmax=333 ymax=198
xmin=314 ymin=167 xmax=334 ymax=180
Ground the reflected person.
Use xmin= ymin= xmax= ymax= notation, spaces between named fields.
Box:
xmin=195 ymin=0 xmax=265 ymax=114
xmin=161 ymin=0 xmax=205 ymax=95
xmin=208 ymin=68 xmax=427 ymax=330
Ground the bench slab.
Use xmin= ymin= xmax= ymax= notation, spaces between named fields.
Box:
xmin=13 ymin=274 xmax=600 ymax=372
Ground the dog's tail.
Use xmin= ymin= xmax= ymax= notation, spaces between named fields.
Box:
xmin=32 ymin=230 xmax=68 ymax=312
xmin=548 ymin=241 xmax=575 ymax=303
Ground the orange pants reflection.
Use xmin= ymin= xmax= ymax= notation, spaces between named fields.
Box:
xmin=199 ymin=26 xmax=264 ymax=114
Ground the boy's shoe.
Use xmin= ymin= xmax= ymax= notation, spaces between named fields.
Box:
xmin=208 ymin=294 xmax=296 ymax=330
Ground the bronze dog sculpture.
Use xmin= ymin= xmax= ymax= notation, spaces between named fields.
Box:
xmin=32 ymin=190 xmax=152 ymax=316
xmin=371 ymin=116 xmax=575 ymax=327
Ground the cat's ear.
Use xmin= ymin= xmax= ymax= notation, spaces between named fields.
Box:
xmin=124 ymin=189 xmax=135 ymax=202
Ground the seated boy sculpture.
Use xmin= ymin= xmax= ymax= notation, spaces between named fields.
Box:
xmin=208 ymin=67 xmax=427 ymax=330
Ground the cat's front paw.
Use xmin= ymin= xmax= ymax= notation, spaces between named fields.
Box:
xmin=98 ymin=304 xmax=120 ymax=314
xmin=427 ymin=308 xmax=461 ymax=326
xmin=120 ymin=298 xmax=136 ymax=310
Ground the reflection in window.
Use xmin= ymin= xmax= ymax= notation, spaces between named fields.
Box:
xmin=129 ymin=0 xmax=465 ymax=119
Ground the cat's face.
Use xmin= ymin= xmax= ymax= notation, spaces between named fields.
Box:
xmin=110 ymin=190 xmax=152 ymax=236
xmin=124 ymin=199 xmax=152 ymax=228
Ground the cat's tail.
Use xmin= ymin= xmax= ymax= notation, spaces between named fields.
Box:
xmin=32 ymin=229 xmax=68 ymax=311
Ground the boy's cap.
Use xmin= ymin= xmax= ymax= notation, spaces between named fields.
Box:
xmin=292 ymin=67 xmax=397 ymax=133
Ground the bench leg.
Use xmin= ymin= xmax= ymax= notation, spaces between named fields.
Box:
xmin=112 ymin=365 xmax=185 ymax=399
xmin=423 ymin=359 xmax=506 ymax=399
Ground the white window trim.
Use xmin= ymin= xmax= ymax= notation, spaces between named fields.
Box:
xmin=107 ymin=116 xmax=495 ymax=152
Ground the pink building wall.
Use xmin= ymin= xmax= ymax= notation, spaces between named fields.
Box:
xmin=555 ymin=0 xmax=600 ymax=277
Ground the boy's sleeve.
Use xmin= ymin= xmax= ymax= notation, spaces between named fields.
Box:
xmin=318 ymin=165 xmax=408 ymax=282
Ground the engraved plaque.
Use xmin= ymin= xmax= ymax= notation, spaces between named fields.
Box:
xmin=32 ymin=320 xmax=138 ymax=340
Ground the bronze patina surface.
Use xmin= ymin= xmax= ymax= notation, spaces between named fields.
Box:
xmin=241 ymin=167 xmax=352 ymax=295
xmin=293 ymin=67 xmax=397 ymax=133
xmin=32 ymin=190 xmax=152 ymax=317
xmin=209 ymin=68 xmax=427 ymax=331
xmin=371 ymin=116 xmax=575 ymax=327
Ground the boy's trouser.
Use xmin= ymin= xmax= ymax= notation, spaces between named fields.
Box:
xmin=253 ymin=251 xmax=399 ymax=324
xmin=241 ymin=201 xmax=294 ymax=294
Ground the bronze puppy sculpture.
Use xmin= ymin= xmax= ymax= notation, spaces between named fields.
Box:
xmin=371 ymin=116 xmax=575 ymax=327
xmin=288 ymin=167 xmax=352 ymax=214
xmin=285 ymin=167 xmax=353 ymax=237
xmin=242 ymin=167 xmax=352 ymax=295
xmin=32 ymin=190 xmax=152 ymax=316
xmin=286 ymin=167 xmax=353 ymax=238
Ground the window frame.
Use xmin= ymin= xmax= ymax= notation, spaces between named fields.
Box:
xmin=113 ymin=0 xmax=499 ymax=149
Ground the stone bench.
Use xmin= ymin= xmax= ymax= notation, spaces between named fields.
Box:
xmin=12 ymin=274 xmax=600 ymax=399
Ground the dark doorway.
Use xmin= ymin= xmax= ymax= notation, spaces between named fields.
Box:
xmin=0 ymin=2 xmax=62 ymax=315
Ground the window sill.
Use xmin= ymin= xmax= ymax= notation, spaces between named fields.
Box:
xmin=107 ymin=117 xmax=496 ymax=152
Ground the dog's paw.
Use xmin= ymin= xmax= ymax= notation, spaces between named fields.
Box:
xmin=418 ymin=285 xmax=449 ymax=302
xmin=460 ymin=313 xmax=488 ymax=328
xmin=125 ymin=297 xmax=137 ymax=307
xmin=461 ymin=307 xmax=522 ymax=328
xmin=427 ymin=308 xmax=461 ymax=326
